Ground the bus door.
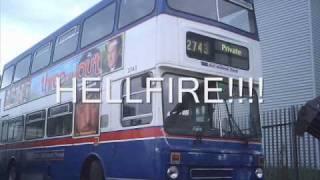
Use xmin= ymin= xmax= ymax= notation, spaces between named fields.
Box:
xmin=108 ymin=74 xmax=156 ymax=179
xmin=93 ymin=78 xmax=119 ymax=177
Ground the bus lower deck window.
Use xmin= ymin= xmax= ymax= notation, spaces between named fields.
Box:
xmin=47 ymin=103 xmax=73 ymax=137
xmin=121 ymin=74 xmax=153 ymax=127
xmin=25 ymin=111 xmax=46 ymax=140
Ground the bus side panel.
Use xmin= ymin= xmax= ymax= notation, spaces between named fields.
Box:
xmin=96 ymin=139 xmax=156 ymax=179
xmin=0 ymin=146 xmax=8 ymax=178
xmin=49 ymin=145 xmax=91 ymax=180
xmin=18 ymin=144 xmax=92 ymax=180
xmin=20 ymin=148 xmax=49 ymax=180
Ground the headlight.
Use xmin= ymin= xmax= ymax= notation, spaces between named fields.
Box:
xmin=255 ymin=168 xmax=263 ymax=179
xmin=167 ymin=166 xmax=179 ymax=179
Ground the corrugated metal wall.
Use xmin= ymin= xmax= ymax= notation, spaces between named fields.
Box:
xmin=254 ymin=0 xmax=320 ymax=176
xmin=254 ymin=0 xmax=315 ymax=110
xmin=311 ymin=0 xmax=320 ymax=96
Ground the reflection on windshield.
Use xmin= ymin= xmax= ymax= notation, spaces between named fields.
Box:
xmin=163 ymin=74 xmax=261 ymax=139
xmin=218 ymin=0 xmax=256 ymax=33
xmin=167 ymin=0 xmax=256 ymax=33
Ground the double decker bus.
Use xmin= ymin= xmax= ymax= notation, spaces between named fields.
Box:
xmin=0 ymin=0 xmax=263 ymax=179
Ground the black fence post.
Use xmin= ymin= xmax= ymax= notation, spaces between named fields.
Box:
xmin=291 ymin=105 xmax=300 ymax=180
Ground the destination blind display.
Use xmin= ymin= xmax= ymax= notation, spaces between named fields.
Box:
xmin=186 ymin=32 xmax=249 ymax=70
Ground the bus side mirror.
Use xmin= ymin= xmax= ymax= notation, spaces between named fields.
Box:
xmin=296 ymin=97 xmax=320 ymax=139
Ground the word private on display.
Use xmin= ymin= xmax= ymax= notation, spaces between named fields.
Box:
xmin=56 ymin=77 xmax=264 ymax=104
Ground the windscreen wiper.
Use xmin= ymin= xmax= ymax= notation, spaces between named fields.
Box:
xmin=224 ymin=101 xmax=245 ymax=137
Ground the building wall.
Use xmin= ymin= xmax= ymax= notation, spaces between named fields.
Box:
xmin=311 ymin=0 xmax=320 ymax=96
xmin=254 ymin=0 xmax=315 ymax=110
xmin=255 ymin=0 xmax=320 ymax=171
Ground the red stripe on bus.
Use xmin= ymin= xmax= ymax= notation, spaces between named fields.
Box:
xmin=99 ymin=127 xmax=164 ymax=142
xmin=0 ymin=127 xmax=261 ymax=150
xmin=0 ymin=127 xmax=164 ymax=150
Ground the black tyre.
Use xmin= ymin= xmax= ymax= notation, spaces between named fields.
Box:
xmin=8 ymin=166 xmax=17 ymax=180
xmin=89 ymin=160 xmax=104 ymax=180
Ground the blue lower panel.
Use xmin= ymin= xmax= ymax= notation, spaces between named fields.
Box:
xmin=0 ymin=137 xmax=262 ymax=180
xmin=3 ymin=139 xmax=156 ymax=180
xmin=96 ymin=140 xmax=156 ymax=179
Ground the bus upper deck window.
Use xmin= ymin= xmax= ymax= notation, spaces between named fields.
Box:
xmin=13 ymin=55 xmax=31 ymax=82
xmin=13 ymin=56 xmax=31 ymax=82
xmin=81 ymin=3 xmax=116 ymax=48
xmin=218 ymin=0 xmax=256 ymax=33
xmin=119 ymin=0 xmax=155 ymax=28
xmin=32 ymin=42 xmax=52 ymax=73
xmin=53 ymin=26 xmax=79 ymax=62
xmin=167 ymin=0 xmax=218 ymax=20
xmin=1 ymin=66 xmax=15 ymax=89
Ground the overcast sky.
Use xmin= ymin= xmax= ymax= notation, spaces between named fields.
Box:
xmin=0 ymin=0 xmax=101 ymax=72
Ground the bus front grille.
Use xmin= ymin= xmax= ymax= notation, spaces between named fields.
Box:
xmin=190 ymin=168 xmax=233 ymax=180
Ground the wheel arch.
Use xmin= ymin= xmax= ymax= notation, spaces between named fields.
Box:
xmin=7 ymin=157 xmax=17 ymax=172
xmin=80 ymin=153 xmax=106 ymax=180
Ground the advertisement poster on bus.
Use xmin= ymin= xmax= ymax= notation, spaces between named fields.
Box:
xmin=4 ymin=35 xmax=123 ymax=114
xmin=4 ymin=79 xmax=31 ymax=109
xmin=74 ymin=47 xmax=101 ymax=136
xmin=102 ymin=35 xmax=123 ymax=74
xmin=4 ymin=57 xmax=78 ymax=110
xmin=31 ymin=57 xmax=78 ymax=98
xmin=74 ymin=35 xmax=123 ymax=136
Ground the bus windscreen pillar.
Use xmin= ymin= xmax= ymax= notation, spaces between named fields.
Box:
xmin=296 ymin=96 xmax=320 ymax=139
